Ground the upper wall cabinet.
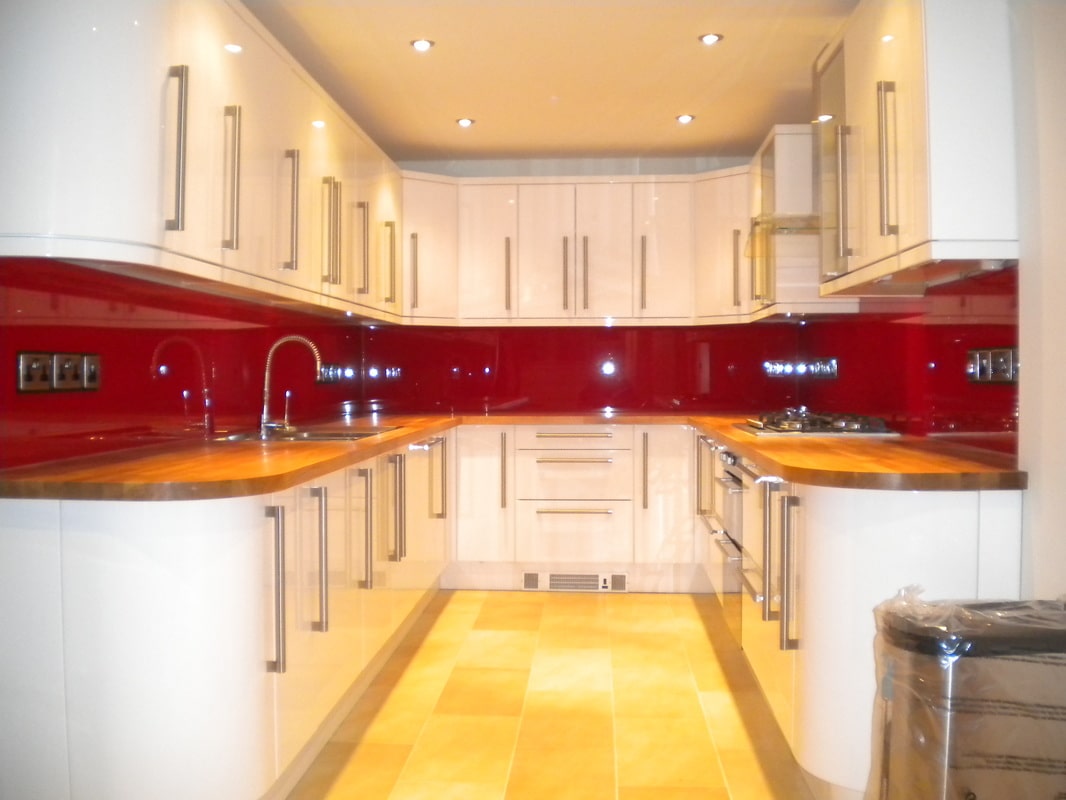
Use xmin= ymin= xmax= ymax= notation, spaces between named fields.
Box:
xmin=694 ymin=167 xmax=751 ymax=322
xmin=817 ymin=0 xmax=1018 ymax=295
xmin=401 ymin=173 xmax=458 ymax=321
xmin=632 ymin=181 xmax=695 ymax=320
xmin=458 ymin=183 xmax=519 ymax=321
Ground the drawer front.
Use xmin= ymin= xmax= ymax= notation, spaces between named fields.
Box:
xmin=515 ymin=500 xmax=633 ymax=563
xmin=515 ymin=449 xmax=634 ymax=500
xmin=513 ymin=425 xmax=634 ymax=450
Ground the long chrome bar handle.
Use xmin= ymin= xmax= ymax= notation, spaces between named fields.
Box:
xmin=535 ymin=457 xmax=613 ymax=465
xmin=416 ymin=436 xmax=448 ymax=519
xmin=640 ymin=235 xmax=648 ymax=311
xmin=504 ymin=236 xmax=512 ymax=312
xmin=749 ymin=217 xmax=761 ymax=302
xmin=582 ymin=235 xmax=590 ymax=310
xmin=877 ymin=80 xmax=899 ymax=237
xmin=332 ymin=181 xmax=343 ymax=285
xmin=695 ymin=435 xmax=706 ymax=516
xmin=536 ymin=508 xmax=614 ymax=515
xmin=165 ymin=65 xmax=189 ymax=232
xmin=780 ymin=493 xmax=800 ymax=651
xmin=358 ymin=468 xmax=373 ymax=589
xmin=384 ymin=220 xmax=397 ymax=303
xmin=562 ymin=236 xmax=569 ymax=311
xmin=321 ymin=178 xmax=336 ymax=283
xmin=500 ymin=431 xmax=508 ymax=509
xmin=535 ymin=431 xmax=612 ymax=439
xmin=732 ymin=228 xmax=742 ymax=307
xmin=357 ymin=201 xmax=370 ymax=294
xmin=410 ymin=232 xmax=419 ymax=309
xmin=642 ymin=431 xmax=649 ymax=509
xmin=265 ymin=505 xmax=286 ymax=673
xmin=283 ymin=149 xmax=300 ymax=270
xmin=222 ymin=105 xmax=242 ymax=249
xmin=835 ymin=125 xmax=853 ymax=260
xmin=761 ymin=479 xmax=782 ymax=623
xmin=310 ymin=486 xmax=329 ymax=633
xmin=397 ymin=452 xmax=407 ymax=559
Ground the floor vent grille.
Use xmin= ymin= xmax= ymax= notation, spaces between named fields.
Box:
xmin=522 ymin=572 xmax=628 ymax=592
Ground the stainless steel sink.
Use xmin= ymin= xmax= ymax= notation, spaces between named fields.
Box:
xmin=215 ymin=426 xmax=398 ymax=443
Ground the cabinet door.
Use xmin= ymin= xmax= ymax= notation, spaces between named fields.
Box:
xmin=517 ymin=183 xmax=576 ymax=318
xmin=694 ymin=168 xmax=750 ymax=319
xmin=633 ymin=181 xmax=694 ymax=319
xmin=458 ymin=184 xmax=518 ymax=319
xmin=363 ymin=141 xmax=403 ymax=314
xmin=403 ymin=434 xmax=450 ymax=584
xmin=814 ymin=43 xmax=851 ymax=281
xmin=740 ymin=486 xmax=798 ymax=747
xmin=576 ymin=183 xmax=634 ymax=318
xmin=456 ymin=426 xmax=515 ymax=562
xmin=842 ymin=0 xmax=911 ymax=275
xmin=402 ymin=175 xmax=458 ymax=319
xmin=634 ymin=427 xmax=694 ymax=564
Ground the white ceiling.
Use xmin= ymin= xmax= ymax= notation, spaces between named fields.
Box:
xmin=243 ymin=0 xmax=857 ymax=167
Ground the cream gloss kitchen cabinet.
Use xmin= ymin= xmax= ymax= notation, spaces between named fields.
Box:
xmin=454 ymin=426 xmax=515 ymax=565
xmin=458 ymin=183 xmax=519 ymax=321
xmin=694 ymin=167 xmax=751 ymax=322
xmin=633 ymin=426 xmax=694 ymax=567
xmin=818 ymin=0 xmax=1017 ymax=294
xmin=401 ymin=173 xmax=459 ymax=321
xmin=632 ymin=181 xmax=695 ymax=320
xmin=517 ymin=182 xmax=634 ymax=322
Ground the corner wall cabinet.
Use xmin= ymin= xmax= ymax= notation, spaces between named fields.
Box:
xmin=816 ymin=0 xmax=1018 ymax=295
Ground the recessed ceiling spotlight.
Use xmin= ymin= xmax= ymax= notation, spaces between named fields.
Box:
xmin=698 ymin=33 xmax=723 ymax=46
xmin=677 ymin=114 xmax=695 ymax=125
xmin=411 ymin=38 xmax=434 ymax=52
xmin=456 ymin=118 xmax=475 ymax=128
xmin=311 ymin=120 xmax=326 ymax=129
xmin=223 ymin=43 xmax=243 ymax=54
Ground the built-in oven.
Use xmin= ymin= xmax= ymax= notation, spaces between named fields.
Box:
xmin=696 ymin=435 xmax=745 ymax=644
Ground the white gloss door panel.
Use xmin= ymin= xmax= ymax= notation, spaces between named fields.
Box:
xmin=515 ymin=500 xmax=633 ymax=563
xmin=59 ymin=497 xmax=273 ymax=800
xmin=0 ymin=500 xmax=69 ymax=800
xmin=515 ymin=449 xmax=634 ymax=500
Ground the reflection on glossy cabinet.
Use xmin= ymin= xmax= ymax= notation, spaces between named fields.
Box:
xmin=402 ymin=173 xmax=459 ymax=320
xmin=632 ymin=181 xmax=694 ymax=319
xmin=455 ymin=426 xmax=515 ymax=562
xmin=694 ymin=167 xmax=750 ymax=320
xmin=458 ymin=183 xmax=518 ymax=320
xmin=633 ymin=426 xmax=694 ymax=564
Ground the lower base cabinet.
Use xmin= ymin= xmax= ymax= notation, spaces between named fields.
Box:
xmin=0 ymin=449 xmax=447 ymax=800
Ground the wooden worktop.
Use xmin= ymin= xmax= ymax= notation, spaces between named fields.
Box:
xmin=0 ymin=413 xmax=1024 ymax=501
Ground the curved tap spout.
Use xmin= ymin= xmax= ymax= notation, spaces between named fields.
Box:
xmin=149 ymin=335 xmax=214 ymax=435
xmin=261 ymin=335 xmax=323 ymax=437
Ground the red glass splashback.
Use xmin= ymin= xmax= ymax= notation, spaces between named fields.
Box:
xmin=0 ymin=258 xmax=1018 ymax=468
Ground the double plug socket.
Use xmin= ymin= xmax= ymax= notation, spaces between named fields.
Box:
xmin=17 ymin=352 xmax=101 ymax=393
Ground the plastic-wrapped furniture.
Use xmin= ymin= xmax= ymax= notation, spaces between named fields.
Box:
xmin=869 ymin=590 xmax=1066 ymax=799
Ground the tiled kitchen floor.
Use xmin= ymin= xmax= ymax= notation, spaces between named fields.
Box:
xmin=287 ymin=590 xmax=815 ymax=800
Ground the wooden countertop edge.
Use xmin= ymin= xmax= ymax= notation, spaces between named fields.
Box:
xmin=0 ymin=414 xmax=1025 ymax=501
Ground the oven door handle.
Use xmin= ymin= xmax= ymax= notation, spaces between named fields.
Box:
xmin=715 ymin=475 xmax=744 ymax=494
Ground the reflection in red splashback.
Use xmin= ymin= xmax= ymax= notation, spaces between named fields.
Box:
xmin=360 ymin=324 xmax=800 ymax=415
xmin=0 ymin=258 xmax=1019 ymax=468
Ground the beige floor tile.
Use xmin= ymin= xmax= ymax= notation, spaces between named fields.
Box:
xmin=289 ymin=741 xmax=411 ymax=800
xmin=388 ymin=779 xmax=505 ymax=800
xmin=455 ymin=629 xmax=539 ymax=669
xmin=398 ymin=714 xmax=520 ymax=787
xmin=505 ymin=743 xmax=616 ymax=800
xmin=434 ymin=666 xmax=530 ymax=716
xmin=516 ymin=691 xmax=614 ymax=750
xmin=527 ymin=647 xmax=613 ymax=692
xmin=619 ymin=787 xmax=731 ymax=800
xmin=615 ymin=713 xmax=727 ymax=789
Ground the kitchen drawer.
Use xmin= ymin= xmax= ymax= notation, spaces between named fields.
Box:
xmin=515 ymin=449 xmax=634 ymax=500
xmin=514 ymin=425 xmax=633 ymax=450
xmin=515 ymin=500 xmax=634 ymax=563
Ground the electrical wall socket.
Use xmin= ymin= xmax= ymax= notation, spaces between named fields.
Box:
xmin=17 ymin=352 xmax=52 ymax=392
xmin=16 ymin=351 xmax=101 ymax=393
xmin=52 ymin=353 xmax=84 ymax=390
